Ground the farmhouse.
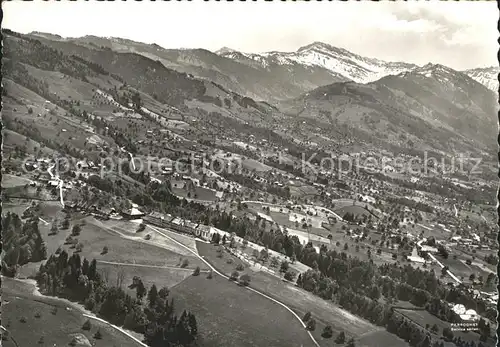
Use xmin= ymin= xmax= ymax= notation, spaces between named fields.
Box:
xmin=407 ymin=255 xmax=426 ymax=264
xmin=193 ymin=224 xmax=212 ymax=240
xmin=76 ymin=160 xmax=90 ymax=170
xmin=418 ymin=245 xmax=438 ymax=253
xmin=48 ymin=179 xmax=59 ymax=187
xmin=64 ymin=201 xmax=78 ymax=212
xmin=407 ymin=248 xmax=427 ymax=264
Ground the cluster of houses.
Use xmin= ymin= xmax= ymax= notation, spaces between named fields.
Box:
xmin=64 ymin=200 xmax=146 ymax=220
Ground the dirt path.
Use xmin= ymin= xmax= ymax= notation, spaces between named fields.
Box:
xmin=47 ymin=164 xmax=65 ymax=208
xmin=427 ymin=253 xmax=462 ymax=284
xmin=147 ymin=225 xmax=321 ymax=347
xmin=38 ymin=217 xmax=50 ymax=225
xmin=82 ymin=314 xmax=147 ymax=347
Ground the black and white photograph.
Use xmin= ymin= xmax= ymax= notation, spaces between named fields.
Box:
xmin=1 ymin=1 xmax=498 ymax=347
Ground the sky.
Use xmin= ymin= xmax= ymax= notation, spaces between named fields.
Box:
xmin=3 ymin=1 xmax=498 ymax=70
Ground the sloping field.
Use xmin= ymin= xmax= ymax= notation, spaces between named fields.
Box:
xmin=103 ymin=219 xmax=198 ymax=254
xmin=439 ymin=256 xmax=489 ymax=282
xmin=3 ymin=129 xmax=56 ymax=157
xmin=395 ymin=308 xmax=495 ymax=346
xmin=36 ymin=201 xmax=64 ymax=218
xmin=171 ymin=275 xmax=315 ymax=347
xmin=357 ymin=329 xmax=411 ymax=347
xmin=289 ymin=184 xmax=320 ymax=198
xmin=250 ymin=272 xmax=384 ymax=338
xmin=335 ymin=205 xmax=373 ymax=220
xmin=4 ymin=75 xmax=115 ymax=151
xmin=172 ymin=186 xmax=218 ymax=201
xmin=150 ymin=226 xmax=199 ymax=253
xmin=2 ymin=174 xmax=32 ymax=188
xmin=286 ymin=227 xmax=331 ymax=244
xmin=64 ymin=220 xmax=204 ymax=269
xmin=96 ymin=262 xmax=198 ymax=297
xmin=1 ymin=201 xmax=32 ymax=216
xmin=196 ymin=241 xmax=406 ymax=347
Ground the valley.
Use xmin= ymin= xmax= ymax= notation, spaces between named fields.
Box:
xmin=1 ymin=11 xmax=497 ymax=347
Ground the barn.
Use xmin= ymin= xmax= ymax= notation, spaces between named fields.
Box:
xmin=121 ymin=207 xmax=145 ymax=220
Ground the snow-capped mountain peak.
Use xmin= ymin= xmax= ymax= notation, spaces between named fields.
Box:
xmin=215 ymin=42 xmax=497 ymax=93
xmin=462 ymin=66 xmax=499 ymax=91
xmin=215 ymin=46 xmax=239 ymax=55
xmin=217 ymin=41 xmax=417 ymax=84
xmin=412 ymin=63 xmax=459 ymax=80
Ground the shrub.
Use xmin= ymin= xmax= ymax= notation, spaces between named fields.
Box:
xmin=34 ymin=312 xmax=41 ymax=318
xmin=71 ymin=224 xmax=81 ymax=236
xmin=20 ymin=316 xmax=27 ymax=323
xmin=284 ymin=270 xmax=296 ymax=282
xmin=302 ymin=312 xmax=311 ymax=323
xmin=181 ymin=259 xmax=189 ymax=268
xmin=230 ymin=271 xmax=239 ymax=281
xmin=193 ymin=266 xmax=201 ymax=276
xmin=62 ymin=219 xmax=70 ymax=229
xmin=239 ymin=274 xmax=251 ymax=286
xmin=94 ymin=329 xmax=103 ymax=340
xmin=207 ymin=270 xmax=213 ymax=279
xmin=306 ymin=318 xmax=316 ymax=331
xmin=102 ymin=246 xmax=109 ymax=255
xmin=442 ymin=327 xmax=454 ymax=341
xmin=322 ymin=325 xmax=333 ymax=338
xmin=236 ymin=263 xmax=244 ymax=271
xmin=335 ymin=331 xmax=346 ymax=344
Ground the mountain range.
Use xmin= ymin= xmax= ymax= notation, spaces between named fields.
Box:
xmin=462 ymin=66 xmax=499 ymax=92
xmin=218 ymin=42 xmax=498 ymax=93
xmin=2 ymin=29 xmax=498 ymax=166
xmin=280 ymin=62 xmax=497 ymax=156
xmin=27 ymin=32 xmax=499 ymax=100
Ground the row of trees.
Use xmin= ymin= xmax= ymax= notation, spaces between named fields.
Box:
xmin=36 ymin=251 xmax=198 ymax=346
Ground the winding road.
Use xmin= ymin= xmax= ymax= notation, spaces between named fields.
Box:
xmin=120 ymin=147 xmax=136 ymax=171
xmin=417 ymin=239 xmax=462 ymax=284
xmin=3 ymin=277 xmax=146 ymax=347
xmin=47 ymin=164 xmax=65 ymax=208
xmin=82 ymin=314 xmax=148 ymax=347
